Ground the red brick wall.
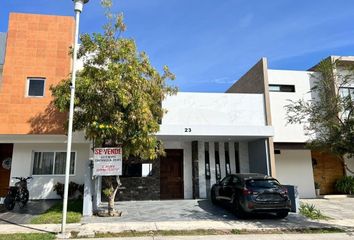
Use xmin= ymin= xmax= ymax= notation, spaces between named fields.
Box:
xmin=0 ymin=13 xmax=74 ymax=134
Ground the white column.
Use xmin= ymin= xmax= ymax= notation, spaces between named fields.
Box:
xmin=229 ymin=142 xmax=236 ymax=174
xmin=198 ymin=141 xmax=206 ymax=198
xmin=219 ymin=142 xmax=226 ymax=178
xmin=209 ymin=142 xmax=216 ymax=185
xmin=83 ymin=160 xmax=93 ymax=216
xmin=239 ymin=141 xmax=250 ymax=173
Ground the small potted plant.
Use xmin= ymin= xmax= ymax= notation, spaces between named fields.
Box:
xmin=314 ymin=182 xmax=321 ymax=196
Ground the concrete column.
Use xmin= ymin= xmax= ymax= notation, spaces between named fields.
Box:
xmin=239 ymin=141 xmax=250 ymax=173
xmin=183 ymin=142 xmax=193 ymax=199
xmin=208 ymin=142 xmax=216 ymax=185
xmin=83 ymin=159 xmax=93 ymax=216
xmin=93 ymin=176 xmax=102 ymax=211
xmin=229 ymin=142 xmax=236 ymax=174
xmin=191 ymin=141 xmax=199 ymax=199
xmin=198 ymin=141 xmax=206 ymax=198
xmin=219 ymin=142 xmax=226 ymax=178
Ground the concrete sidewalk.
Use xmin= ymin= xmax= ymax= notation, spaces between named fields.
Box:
xmin=0 ymin=218 xmax=354 ymax=235
xmin=79 ymin=233 xmax=354 ymax=240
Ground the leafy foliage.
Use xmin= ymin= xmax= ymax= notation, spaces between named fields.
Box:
xmin=50 ymin=0 xmax=176 ymax=215
xmin=53 ymin=181 xmax=84 ymax=199
xmin=335 ymin=176 xmax=354 ymax=194
xmin=51 ymin=0 xmax=176 ymax=160
xmin=299 ymin=203 xmax=329 ymax=220
xmin=286 ymin=58 xmax=354 ymax=172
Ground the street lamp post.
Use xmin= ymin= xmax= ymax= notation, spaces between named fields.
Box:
xmin=61 ymin=0 xmax=89 ymax=236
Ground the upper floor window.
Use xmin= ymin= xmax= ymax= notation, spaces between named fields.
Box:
xmin=339 ymin=87 xmax=354 ymax=101
xmin=27 ymin=77 xmax=45 ymax=97
xmin=269 ymin=84 xmax=295 ymax=93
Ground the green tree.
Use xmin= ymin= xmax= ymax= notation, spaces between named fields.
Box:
xmin=51 ymin=0 xmax=176 ymax=216
xmin=286 ymin=58 xmax=354 ymax=174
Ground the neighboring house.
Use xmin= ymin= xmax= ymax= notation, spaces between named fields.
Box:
xmin=0 ymin=13 xmax=90 ymax=200
xmin=227 ymin=57 xmax=354 ymax=198
xmin=0 ymin=13 xmax=274 ymax=202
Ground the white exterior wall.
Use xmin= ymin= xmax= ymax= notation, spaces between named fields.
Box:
xmin=345 ymin=157 xmax=354 ymax=177
xmin=162 ymin=92 xmax=267 ymax=126
xmin=275 ymin=149 xmax=316 ymax=198
xmin=268 ymin=70 xmax=314 ymax=143
xmin=163 ymin=141 xmax=193 ymax=199
xmin=10 ymin=143 xmax=90 ymax=199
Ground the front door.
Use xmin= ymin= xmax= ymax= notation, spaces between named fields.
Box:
xmin=0 ymin=144 xmax=13 ymax=197
xmin=160 ymin=149 xmax=184 ymax=199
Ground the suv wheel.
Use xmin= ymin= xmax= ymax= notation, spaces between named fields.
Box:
xmin=276 ymin=211 xmax=289 ymax=219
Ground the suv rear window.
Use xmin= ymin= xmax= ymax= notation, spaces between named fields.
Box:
xmin=246 ymin=179 xmax=280 ymax=188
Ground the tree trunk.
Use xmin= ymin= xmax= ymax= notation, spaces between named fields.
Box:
xmin=107 ymin=176 xmax=121 ymax=216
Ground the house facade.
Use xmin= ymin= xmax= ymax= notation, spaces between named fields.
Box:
xmin=0 ymin=13 xmax=274 ymax=202
xmin=1 ymin=12 xmax=352 ymax=204
xmin=227 ymin=57 xmax=354 ymax=198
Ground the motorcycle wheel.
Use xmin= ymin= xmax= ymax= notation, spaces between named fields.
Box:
xmin=20 ymin=189 xmax=29 ymax=207
xmin=4 ymin=195 xmax=15 ymax=210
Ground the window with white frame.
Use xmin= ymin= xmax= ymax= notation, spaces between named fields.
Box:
xmin=27 ymin=77 xmax=45 ymax=97
xmin=32 ymin=152 xmax=75 ymax=175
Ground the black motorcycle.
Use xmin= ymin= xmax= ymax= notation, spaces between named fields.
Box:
xmin=4 ymin=177 xmax=32 ymax=210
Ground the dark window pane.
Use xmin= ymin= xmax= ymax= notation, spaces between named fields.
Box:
xmin=246 ymin=179 xmax=280 ymax=188
xmin=269 ymin=84 xmax=295 ymax=92
xmin=123 ymin=163 xmax=142 ymax=177
xmin=28 ymin=79 xmax=45 ymax=96
xmin=33 ymin=152 xmax=54 ymax=175
xmin=54 ymin=152 xmax=75 ymax=175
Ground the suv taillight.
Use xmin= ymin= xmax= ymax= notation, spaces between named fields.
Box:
xmin=242 ymin=188 xmax=252 ymax=196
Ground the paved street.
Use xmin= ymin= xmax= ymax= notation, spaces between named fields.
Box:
xmin=0 ymin=200 xmax=58 ymax=224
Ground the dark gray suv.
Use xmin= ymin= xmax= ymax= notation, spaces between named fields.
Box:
xmin=211 ymin=173 xmax=291 ymax=218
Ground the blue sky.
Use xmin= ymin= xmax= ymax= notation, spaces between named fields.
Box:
xmin=1 ymin=0 xmax=354 ymax=92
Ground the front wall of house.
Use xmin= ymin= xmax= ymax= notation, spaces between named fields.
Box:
xmin=162 ymin=92 xmax=267 ymax=126
xmin=312 ymin=151 xmax=344 ymax=195
xmin=268 ymin=69 xmax=316 ymax=143
xmin=10 ymin=143 xmax=89 ymax=199
xmin=274 ymin=149 xmax=316 ymax=198
xmin=0 ymin=13 xmax=74 ymax=134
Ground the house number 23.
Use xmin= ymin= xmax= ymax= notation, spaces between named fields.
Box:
xmin=184 ymin=128 xmax=192 ymax=132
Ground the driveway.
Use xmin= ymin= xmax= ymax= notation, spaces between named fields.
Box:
xmin=301 ymin=197 xmax=354 ymax=220
xmin=0 ymin=200 xmax=58 ymax=224
xmin=82 ymin=199 xmax=314 ymax=226
xmin=80 ymin=198 xmax=354 ymax=232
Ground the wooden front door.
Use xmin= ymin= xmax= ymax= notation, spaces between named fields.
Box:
xmin=0 ymin=144 xmax=13 ymax=197
xmin=160 ymin=149 xmax=184 ymax=199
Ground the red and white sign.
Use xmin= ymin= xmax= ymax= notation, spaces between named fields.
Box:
xmin=93 ymin=147 xmax=122 ymax=176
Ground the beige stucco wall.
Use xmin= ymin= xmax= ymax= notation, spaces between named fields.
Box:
xmin=275 ymin=149 xmax=316 ymax=198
